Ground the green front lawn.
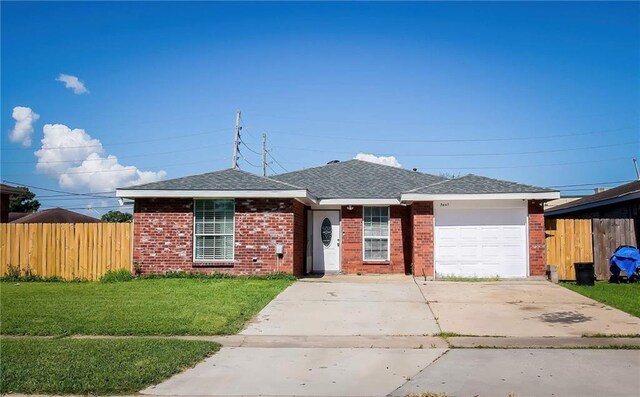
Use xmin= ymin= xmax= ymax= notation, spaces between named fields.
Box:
xmin=1 ymin=278 xmax=293 ymax=335
xmin=0 ymin=338 xmax=219 ymax=395
xmin=0 ymin=277 xmax=292 ymax=394
xmin=563 ymin=282 xmax=640 ymax=317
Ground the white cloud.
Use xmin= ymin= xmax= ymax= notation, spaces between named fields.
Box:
xmin=35 ymin=123 xmax=166 ymax=192
xmin=35 ymin=124 xmax=103 ymax=174
xmin=56 ymin=73 xmax=89 ymax=94
xmin=59 ymin=153 xmax=167 ymax=192
xmin=354 ymin=153 xmax=402 ymax=168
xmin=9 ymin=106 xmax=40 ymax=147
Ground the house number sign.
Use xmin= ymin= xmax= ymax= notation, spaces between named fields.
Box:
xmin=321 ymin=218 xmax=332 ymax=247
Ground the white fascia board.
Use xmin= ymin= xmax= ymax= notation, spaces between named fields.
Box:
xmin=116 ymin=189 xmax=314 ymax=200
xmin=401 ymin=192 xmax=561 ymax=201
xmin=318 ymin=198 xmax=400 ymax=205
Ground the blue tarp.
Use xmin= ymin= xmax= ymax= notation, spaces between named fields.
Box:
xmin=610 ymin=246 xmax=640 ymax=277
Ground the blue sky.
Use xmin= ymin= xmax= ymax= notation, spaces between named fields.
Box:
xmin=1 ymin=1 xmax=639 ymax=213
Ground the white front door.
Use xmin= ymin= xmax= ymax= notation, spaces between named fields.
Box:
xmin=434 ymin=200 xmax=528 ymax=278
xmin=312 ymin=210 xmax=341 ymax=273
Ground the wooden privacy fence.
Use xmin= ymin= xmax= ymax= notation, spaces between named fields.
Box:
xmin=546 ymin=218 xmax=638 ymax=280
xmin=545 ymin=218 xmax=593 ymax=281
xmin=592 ymin=218 xmax=637 ymax=280
xmin=0 ymin=223 xmax=133 ymax=281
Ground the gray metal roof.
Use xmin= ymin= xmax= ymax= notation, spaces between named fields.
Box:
xmin=406 ymin=174 xmax=556 ymax=195
xmin=271 ymin=159 xmax=446 ymax=199
xmin=123 ymin=168 xmax=303 ymax=191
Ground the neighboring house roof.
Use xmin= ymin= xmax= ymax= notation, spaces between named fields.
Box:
xmin=117 ymin=159 xmax=559 ymax=203
xmin=405 ymin=174 xmax=557 ymax=195
xmin=545 ymin=180 xmax=640 ymax=217
xmin=8 ymin=212 xmax=29 ymax=222
xmin=0 ymin=183 xmax=25 ymax=196
xmin=10 ymin=208 xmax=102 ymax=223
xmin=270 ymin=159 xmax=446 ymax=200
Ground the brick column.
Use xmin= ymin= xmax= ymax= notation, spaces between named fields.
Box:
xmin=341 ymin=205 xmax=363 ymax=273
xmin=528 ymin=200 xmax=546 ymax=276
xmin=412 ymin=202 xmax=434 ymax=278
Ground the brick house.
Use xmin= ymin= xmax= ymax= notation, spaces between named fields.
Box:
xmin=116 ymin=160 xmax=559 ymax=278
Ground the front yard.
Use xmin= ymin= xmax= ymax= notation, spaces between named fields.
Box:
xmin=562 ymin=282 xmax=640 ymax=318
xmin=0 ymin=277 xmax=293 ymax=394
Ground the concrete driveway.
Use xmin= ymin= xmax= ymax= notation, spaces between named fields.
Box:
xmin=144 ymin=277 xmax=640 ymax=397
xmin=419 ymin=280 xmax=640 ymax=337
xmin=242 ymin=276 xmax=440 ymax=336
xmin=145 ymin=276 xmax=446 ymax=397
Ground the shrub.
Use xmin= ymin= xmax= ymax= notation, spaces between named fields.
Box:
xmin=99 ymin=269 xmax=134 ymax=283
xmin=0 ymin=266 xmax=66 ymax=282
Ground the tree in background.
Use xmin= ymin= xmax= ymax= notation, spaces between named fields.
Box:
xmin=101 ymin=210 xmax=133 ymax=223
xmin=8 ymin=187 xmax=41 ymax=213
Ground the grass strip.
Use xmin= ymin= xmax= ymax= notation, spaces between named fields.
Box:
xmin=0 ymin=337 xmax=219 ymax=395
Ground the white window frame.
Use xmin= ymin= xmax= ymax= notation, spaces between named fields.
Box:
xmin=193 ymin=199 xmax=235 ymax=262
xmin=362 ymin=206 xmax=390 ymax=262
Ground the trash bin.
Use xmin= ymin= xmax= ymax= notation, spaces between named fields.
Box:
xmin=575 ymin=262 xmax=595 ymax=286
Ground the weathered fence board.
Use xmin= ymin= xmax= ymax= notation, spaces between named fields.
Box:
xmin=0 ymin=223 xmax=132 ymax=281
xmin=592 ymin=218 xmax=637 ymax=280
xmin=545 ymin=218 xmax=593 ymax=280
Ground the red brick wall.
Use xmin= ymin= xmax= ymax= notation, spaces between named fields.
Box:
xmin=133 ymin=198 xmax=305 ymax=275
xmin=528 ymin=199 xmax=546 ymax=276
xmin=412 ymin=202 xmax=434 ymax=278
xmin=340 ymin=205 xmax=410 ymax=274
xmin=292 ymin=200 xmax=307 ymax=277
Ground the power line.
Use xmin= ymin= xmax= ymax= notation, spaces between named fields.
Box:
xmin=260 ymin=126 xmax=634 ymax=143
xmin=2 ymin=143 xmax=226 ymax=165
xmin=239 ymin=153 xmax=261 ymax=169
xmin=239 ymin=139 xmax=261 ymax=156
xmin=416 ymin=157 xmax=628 ymax=171
xmin=1 ymin=158 xmax=228 ymax=178
xmin=266 ymin=150 xmax=288 ymax=173
xmin=273 ymin=141 xmax=636 ymax=158
xmin=266 ymin=163 xmax=279 ymax=175
xmin=1 ymin=128 xmax=232 ymax=152
xmin=548 ymin=180 xmax=633 ymax=188
xmin=1 ymin=180 xmax=117 ymax=198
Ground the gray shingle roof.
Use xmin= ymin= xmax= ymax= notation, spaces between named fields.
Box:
xmin=123 ymin=168 xmax=303 ymax=191
xmin=270 ymin=159 xmax=446 ymax=199
xmin=406 ymin=174 xmax=556 ymax=195
xmin=120 ymin=161 xmax=556 ymax=200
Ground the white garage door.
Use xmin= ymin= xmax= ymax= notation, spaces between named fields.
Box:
xmin=434 ymin=200 xmax=528 ymax=278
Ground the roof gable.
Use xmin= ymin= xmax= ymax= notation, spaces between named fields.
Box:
xmin=406 ymin=174 xmax=556 ymax=195
xmin=271 ymin=159 xmax=446 ymax=199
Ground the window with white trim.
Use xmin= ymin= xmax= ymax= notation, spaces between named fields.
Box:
xmin=363 ymin=207 xmax=389 ymax=261
xmin=194 ymin=199 xmax=234 ymax=261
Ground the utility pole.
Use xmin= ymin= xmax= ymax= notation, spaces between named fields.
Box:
xmin=262 ymin=133 xmax=267 ymax=177
xmin=231 ymin=111 xmax=241 ymax=169
xmin=633 ymin=158 xmax=639 ymax=180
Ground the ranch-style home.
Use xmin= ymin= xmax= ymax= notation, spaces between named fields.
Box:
xmin=116 ymin=159 xmax=559 ymax=278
